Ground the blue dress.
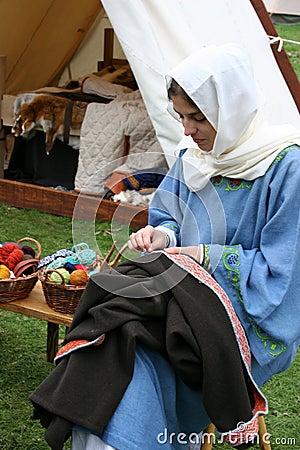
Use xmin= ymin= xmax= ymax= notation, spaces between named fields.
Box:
xmin=72 ymin=145 xmax=300 ymax=449
xmin=149 ymin=145 xmax=300 ymax=387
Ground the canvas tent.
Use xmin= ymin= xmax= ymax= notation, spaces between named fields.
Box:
xmin=102 ymin=0 xmax=300 ymax=163
xmin=0 ymin=0 xmax=102 ymax=94
xmin=0 ymin=0 xmax=299 ymax=165
xmin=263 ymin=0 xmax=300 ymax=23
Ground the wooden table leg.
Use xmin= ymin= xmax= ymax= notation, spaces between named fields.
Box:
xmin=47 ymin=322 xmax=59 ymax=363
xmin=201 ymin=423 xmax=215 ymax=449
xmin=258 ymin=415 xmax=272 ymax=450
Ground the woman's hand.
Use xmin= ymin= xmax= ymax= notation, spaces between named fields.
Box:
xmin=164 ymin=245 xmax=203 ymax=264
xmin=128 ymin=225 xmax=169 ymax=253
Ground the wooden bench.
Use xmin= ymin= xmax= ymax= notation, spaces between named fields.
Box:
xmin=0 ymin=281 xmax=73 ymax=362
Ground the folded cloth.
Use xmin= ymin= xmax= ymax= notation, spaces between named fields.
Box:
xmin=123 ymin=167 xmax=167 ymax=191
xmin=30 ymin=252 xmax=267 ymax=449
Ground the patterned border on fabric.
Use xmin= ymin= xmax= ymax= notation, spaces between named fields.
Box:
xmin=211 ymin=176 xmax=253 ymax=191
xmin=163 ymin=252 xmax=268 ymax=447
xmin=54 ymin=334 xmax=105 ymax=364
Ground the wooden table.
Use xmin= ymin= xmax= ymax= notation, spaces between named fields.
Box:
xmin=0 ymin=281 xmax=73 ymax=362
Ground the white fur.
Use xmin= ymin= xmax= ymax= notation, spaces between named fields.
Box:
xmin=13 ymin=93 xmax=40 ymax=115
xmin=22 ymin=120 xmax=35 ymax=134
xmin=39 ymin=118 xmax=52 ymax=133
xmin=113 ymin=190 xmax=154 ymax=206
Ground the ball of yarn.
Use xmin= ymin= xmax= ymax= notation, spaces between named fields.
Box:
xmin=0 ymin=264 xmax=11 ymax=279
xmin=50 ymin=268 xmax=70 ymax=284
xmin=1 ymin=241 xmax=19 ymax=247
xmin=21 ymin=245 xmax=36 ymax=258
xmin=0 ymin=243 xmax=24 ymax=270
xmin=64 ymin=262 xmax=77 ymax=273
xmin=75 ymin=264 xmax=88 ymax=272
xmin=69 ymin=269 xmax=89 ymax=286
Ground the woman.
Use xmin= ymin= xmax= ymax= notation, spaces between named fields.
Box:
xmin=30 ymin=44 xmax=300 ymax=450
xmin=130 ymin=43 xmax=300 ymax=386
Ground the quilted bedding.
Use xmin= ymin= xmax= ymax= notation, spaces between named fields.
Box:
xmin=75 ymin=78 xmax=167 ymax=194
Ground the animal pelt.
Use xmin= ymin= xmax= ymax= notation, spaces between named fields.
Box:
xmin=12 ymin=93 xmax=87 ymax=154
xmin=64 ymin=64 xmax=138 ymax=91
xmin=95 ymin=64 xmax=138 ymax=90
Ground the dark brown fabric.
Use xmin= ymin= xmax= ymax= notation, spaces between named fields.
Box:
xmin=30 ymin=253 xmax=254 ymax=449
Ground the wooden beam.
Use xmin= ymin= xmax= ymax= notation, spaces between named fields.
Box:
xmin=250 ymin=0 xmax=300 ymax=111
xmin=0 ymin=179 xmax=148 ymax=229
xmin=0 ymin=55 xmax=6 ymax=178
xmin=103 ymin=28 xmax=114 ymax=67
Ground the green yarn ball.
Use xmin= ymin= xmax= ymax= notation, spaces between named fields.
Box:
xmin=50 ymin=268 xmax=70 ymax=284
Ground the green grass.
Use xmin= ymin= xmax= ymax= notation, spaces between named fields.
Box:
xmin=274 ymin=24 xmax=300 ymax=78
xmin=0 ymin=203 xmax=132 ymax=260
xmin=0 ymin=204 xmax=119 ymax=449
xmin=0 ymin=319 xmax=299 ymax=450
xmin=0 ymin=313 xmax=56 ymax=450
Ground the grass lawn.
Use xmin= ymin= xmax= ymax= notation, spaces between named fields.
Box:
xmin=0 ymin=22 xmax=299 ymax=450
xmin=0 ymin=202 xmax=299 ymax=450
xmin=0 ymin=309 xmax=299 ymax=450
xmin=274 ymin=24 xmax=300 ymax=78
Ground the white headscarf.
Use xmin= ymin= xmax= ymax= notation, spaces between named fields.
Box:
xmin=166 ymin=43 xmax=300 ymax=191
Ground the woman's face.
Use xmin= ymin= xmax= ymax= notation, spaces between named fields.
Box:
xmin=171 ymin=94 xmax=217 ymax=152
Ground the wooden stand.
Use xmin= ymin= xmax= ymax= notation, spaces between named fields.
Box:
xmin=0 ymin=282 xmax=73 ymax=362
xmin=201 ymin=418 xmax=272 ymax=449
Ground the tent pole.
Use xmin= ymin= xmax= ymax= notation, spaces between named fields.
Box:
xmin=250 ymin=0 xmax=300 ymax=111
xmin=103 ymin=28 xmax=114 ymax=67
xmin=0 ymin=55 xmax=6 ymax=178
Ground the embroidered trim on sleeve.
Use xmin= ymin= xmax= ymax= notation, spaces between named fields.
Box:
xmin=222 ymin=246 xmax=286 ymax=357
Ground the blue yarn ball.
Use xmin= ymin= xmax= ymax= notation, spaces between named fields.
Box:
xmin=64 ymin=262 xmax=77 ymax=273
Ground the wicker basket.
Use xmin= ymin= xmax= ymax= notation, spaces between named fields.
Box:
xmin=38 ymin=242 xmax=128 ymax=314
xmin=0 ymin=237 xmax=41 ymax=303
xmin=39 ymin=269 xmax=86 ymax=314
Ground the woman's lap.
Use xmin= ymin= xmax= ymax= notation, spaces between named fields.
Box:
xmin=72 ymin=344 xmax=210 ymax=450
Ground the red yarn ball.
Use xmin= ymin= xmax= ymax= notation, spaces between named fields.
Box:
xmin=0 ymin=243 xmax=24 ymax=270
xmin=75 ymin=264 xmax=88 ymax=272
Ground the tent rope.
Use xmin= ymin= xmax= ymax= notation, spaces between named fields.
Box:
xmin=268 ymin=35 xmax=300 ymax=52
